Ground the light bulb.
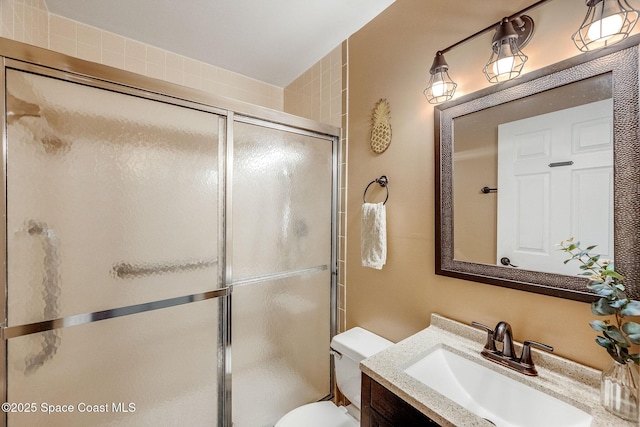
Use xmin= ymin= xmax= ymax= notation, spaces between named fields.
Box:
xmin=493 ymin=55 xmax=515 ymax=78
xmin=431 ymin=76 xmax=446 ymax=97
xmin=587 ymin=13 xmax=624 ymax=40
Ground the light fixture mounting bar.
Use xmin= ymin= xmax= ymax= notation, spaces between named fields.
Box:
xmin=439 ymin=0 xmax=554 ymax=54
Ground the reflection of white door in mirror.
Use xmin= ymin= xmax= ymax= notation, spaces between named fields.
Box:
xmin=497 ymin=99 xmax=613 ymax=275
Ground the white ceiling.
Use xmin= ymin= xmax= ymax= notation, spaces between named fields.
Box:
xmin=45 ymin=0 xmax=396 ymax=87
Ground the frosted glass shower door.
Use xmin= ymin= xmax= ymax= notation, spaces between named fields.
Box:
xmin=4 ymin=69 xmax=224 ymax=426
xmin=231 ymin=120 xmax=334 ymax=427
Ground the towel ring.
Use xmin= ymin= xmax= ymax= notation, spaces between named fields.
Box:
xmin=363 ymin=175 xmax=389 ymax=205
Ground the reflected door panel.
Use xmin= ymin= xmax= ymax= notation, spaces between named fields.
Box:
xmin=497 ymin=99 xmax=613 ymax=274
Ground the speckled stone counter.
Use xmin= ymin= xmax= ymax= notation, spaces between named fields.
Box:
xmin=360 ymin=314 xmax=637 ymax=427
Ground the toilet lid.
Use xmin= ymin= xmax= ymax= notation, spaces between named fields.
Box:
xmin=275 ymin=401 xmax=358 ymax=427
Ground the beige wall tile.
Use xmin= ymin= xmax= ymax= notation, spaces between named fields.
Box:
xmin=146 ymin=45 xmax=165 ymax=66
xmin=284 ymin=42 xmax=342 ymax=125
xmin=124 ymin=56 xmax=145 ymax=75
xmin=202 ymin=77 xmax=219 ymax=95
xmin=269 ymin=83 xmax=282 ymax=101
xmin=102 ymin=31 xmax=125 ymax=55
xmin=184 ymin=73 xmax=202 ymax=91
xmin=146 ymin=62 xmax=165 ymax=80
xmin=12 ymin=0 xmax=47 ymax=47
xmin=77 ymin=22 xmax=100 ymax=46
xmin=165 ymin=67 xmax=183 ymax=85
xmin=49 ymin=15 xmax=78 ymax=56
xmin=184 ymin=59 xmax=203 ymax=90
xmin=49 ymin=14 xmax=75 ymax=39
xmin=50 ymin=33 xmax=75 ymax=56
xmin=320 ymin=102 xmax=330 ymax=124
xmin=77 ymin=23 xmax=101 ymax=63
xmin=165 ymin=51 xmax=183 ymax=70
xmin=77 ymin=40 xmax=100 ymax=63
xmin=202 ymin=63 xmax=219 ymax=81
xmin=33 ymin=8 xmax=47 ymax=47
xmin=124 ymin=38 xmax=145 ymax=60
xmin=1 ymin=1 xmax=14 ymax=39
xmin=102 ymin=49 xmax=125 ymax=69
xmin=165 ymin=53 xmax=184 ymax=85
xmin=218 ymin=83 xmax=235 ymax=99
xmin=184 ymin=57 xmax=201 ymax=76
xmin=13 ymin=1 xmax=25 ymax=42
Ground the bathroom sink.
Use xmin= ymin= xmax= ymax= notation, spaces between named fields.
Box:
xmin=404 ymin=347 xmax=592 ymax=427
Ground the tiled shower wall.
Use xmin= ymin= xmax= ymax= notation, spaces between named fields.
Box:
xmin=0 ymin=0 xmax=348 ymax=333
xmin=284 ymin=42 xmax=348 ymax=333
xmin=0 ymin=0 xmax=283 ymax=109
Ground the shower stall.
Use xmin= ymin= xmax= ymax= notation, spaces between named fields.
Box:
xmin=0 ymin=39 xmax=339 ymax=427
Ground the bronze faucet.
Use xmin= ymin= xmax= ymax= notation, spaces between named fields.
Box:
xmin=472 ymin=321 xmax=553 ymax=376
xmin=494 ymin=321 xmax=516 ymax=358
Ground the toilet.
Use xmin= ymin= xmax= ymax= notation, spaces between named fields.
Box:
xmin=275 ymin=327 xmax=393 ymax=427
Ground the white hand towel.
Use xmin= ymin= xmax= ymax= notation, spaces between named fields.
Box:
xmin=361 ymin=202 xmax=387 ymax=269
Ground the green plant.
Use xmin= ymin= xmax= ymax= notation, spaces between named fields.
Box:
xmin=559 ymin=238 xmax=640 ymax=365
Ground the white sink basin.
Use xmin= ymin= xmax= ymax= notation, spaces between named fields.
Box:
xmin=404 ymin=346 xmax=592 ymax=427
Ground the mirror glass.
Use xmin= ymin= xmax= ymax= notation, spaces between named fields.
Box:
xmin=453 ymin=74 xmax=612 ymax=275
xmin=435 ymin=43 xmax=640 ymax=301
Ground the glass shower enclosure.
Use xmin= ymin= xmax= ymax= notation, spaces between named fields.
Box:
xmin=0 ymin=39 xmax=339 ymax=427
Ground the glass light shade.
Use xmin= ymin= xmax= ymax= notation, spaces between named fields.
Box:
xmin=588 ymin=13 xmax=624 ymax=40
xmin=483 ymin=37 xmax=528 ymax=83
xmin=431 ymin=78 xmax=447 ymax=98
xmin=493 ymin=55 xmax=516 ymax=77
xmin=572 ymin=0 xmax=639 ymax=51
xmin=424 ymin=71 xmax=457 ymax=104
xmin=424 ymin=52 xmax=457 ymax=104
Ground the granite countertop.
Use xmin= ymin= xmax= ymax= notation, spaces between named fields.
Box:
xmin=360 ymin=313 xmax=636 ymax=427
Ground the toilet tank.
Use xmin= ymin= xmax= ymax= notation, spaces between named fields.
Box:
xmin=330 ymin=327 xmax=393 ymax=410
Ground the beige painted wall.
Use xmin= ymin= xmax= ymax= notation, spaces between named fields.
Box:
xmin=346 ymin=0 xmax=636 ymax=370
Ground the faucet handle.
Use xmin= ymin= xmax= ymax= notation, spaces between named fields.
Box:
xmin=471 ymin=321 xmax=497 ymax=352
xmin=520 ymin=340 xmax=553 ymax=367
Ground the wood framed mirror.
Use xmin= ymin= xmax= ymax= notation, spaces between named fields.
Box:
xmin=435 ymin=40 xmax=640 ymax=301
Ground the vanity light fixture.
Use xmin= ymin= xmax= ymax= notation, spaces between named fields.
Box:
xmin=424 ymin=0 xmax=552 ymax=104
xmin=482 ymin=17 xmax=533 ymax=83
xmin=572 ymin=0 xmax=639 ymax=51
xmin=424 ymin=52 xmax=458 ymax=104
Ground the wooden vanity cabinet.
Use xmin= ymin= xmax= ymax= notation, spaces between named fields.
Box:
xmin=361 ymin=373 xmax=441 ymax=426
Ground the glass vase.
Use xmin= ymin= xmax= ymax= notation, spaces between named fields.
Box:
xmin=601 ymin=360 xmax=640 ymax=422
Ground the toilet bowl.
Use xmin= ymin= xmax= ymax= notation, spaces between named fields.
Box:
xmin=275 ymin=327 xmax=393 ymax=427
xmin=275 ymin=401 xmax=358 ymax=427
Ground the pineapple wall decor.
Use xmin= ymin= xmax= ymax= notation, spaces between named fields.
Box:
xmin=370 ymin=99 xmax=392 ymax=154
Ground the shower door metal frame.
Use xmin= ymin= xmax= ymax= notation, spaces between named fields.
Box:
xmin=0 ymin=37 xmax=340 ymax=427
xmin=0 ymin=53 xmax=6 ymax=427
xmin=0 ymin=55 xmax=232 ymax=426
